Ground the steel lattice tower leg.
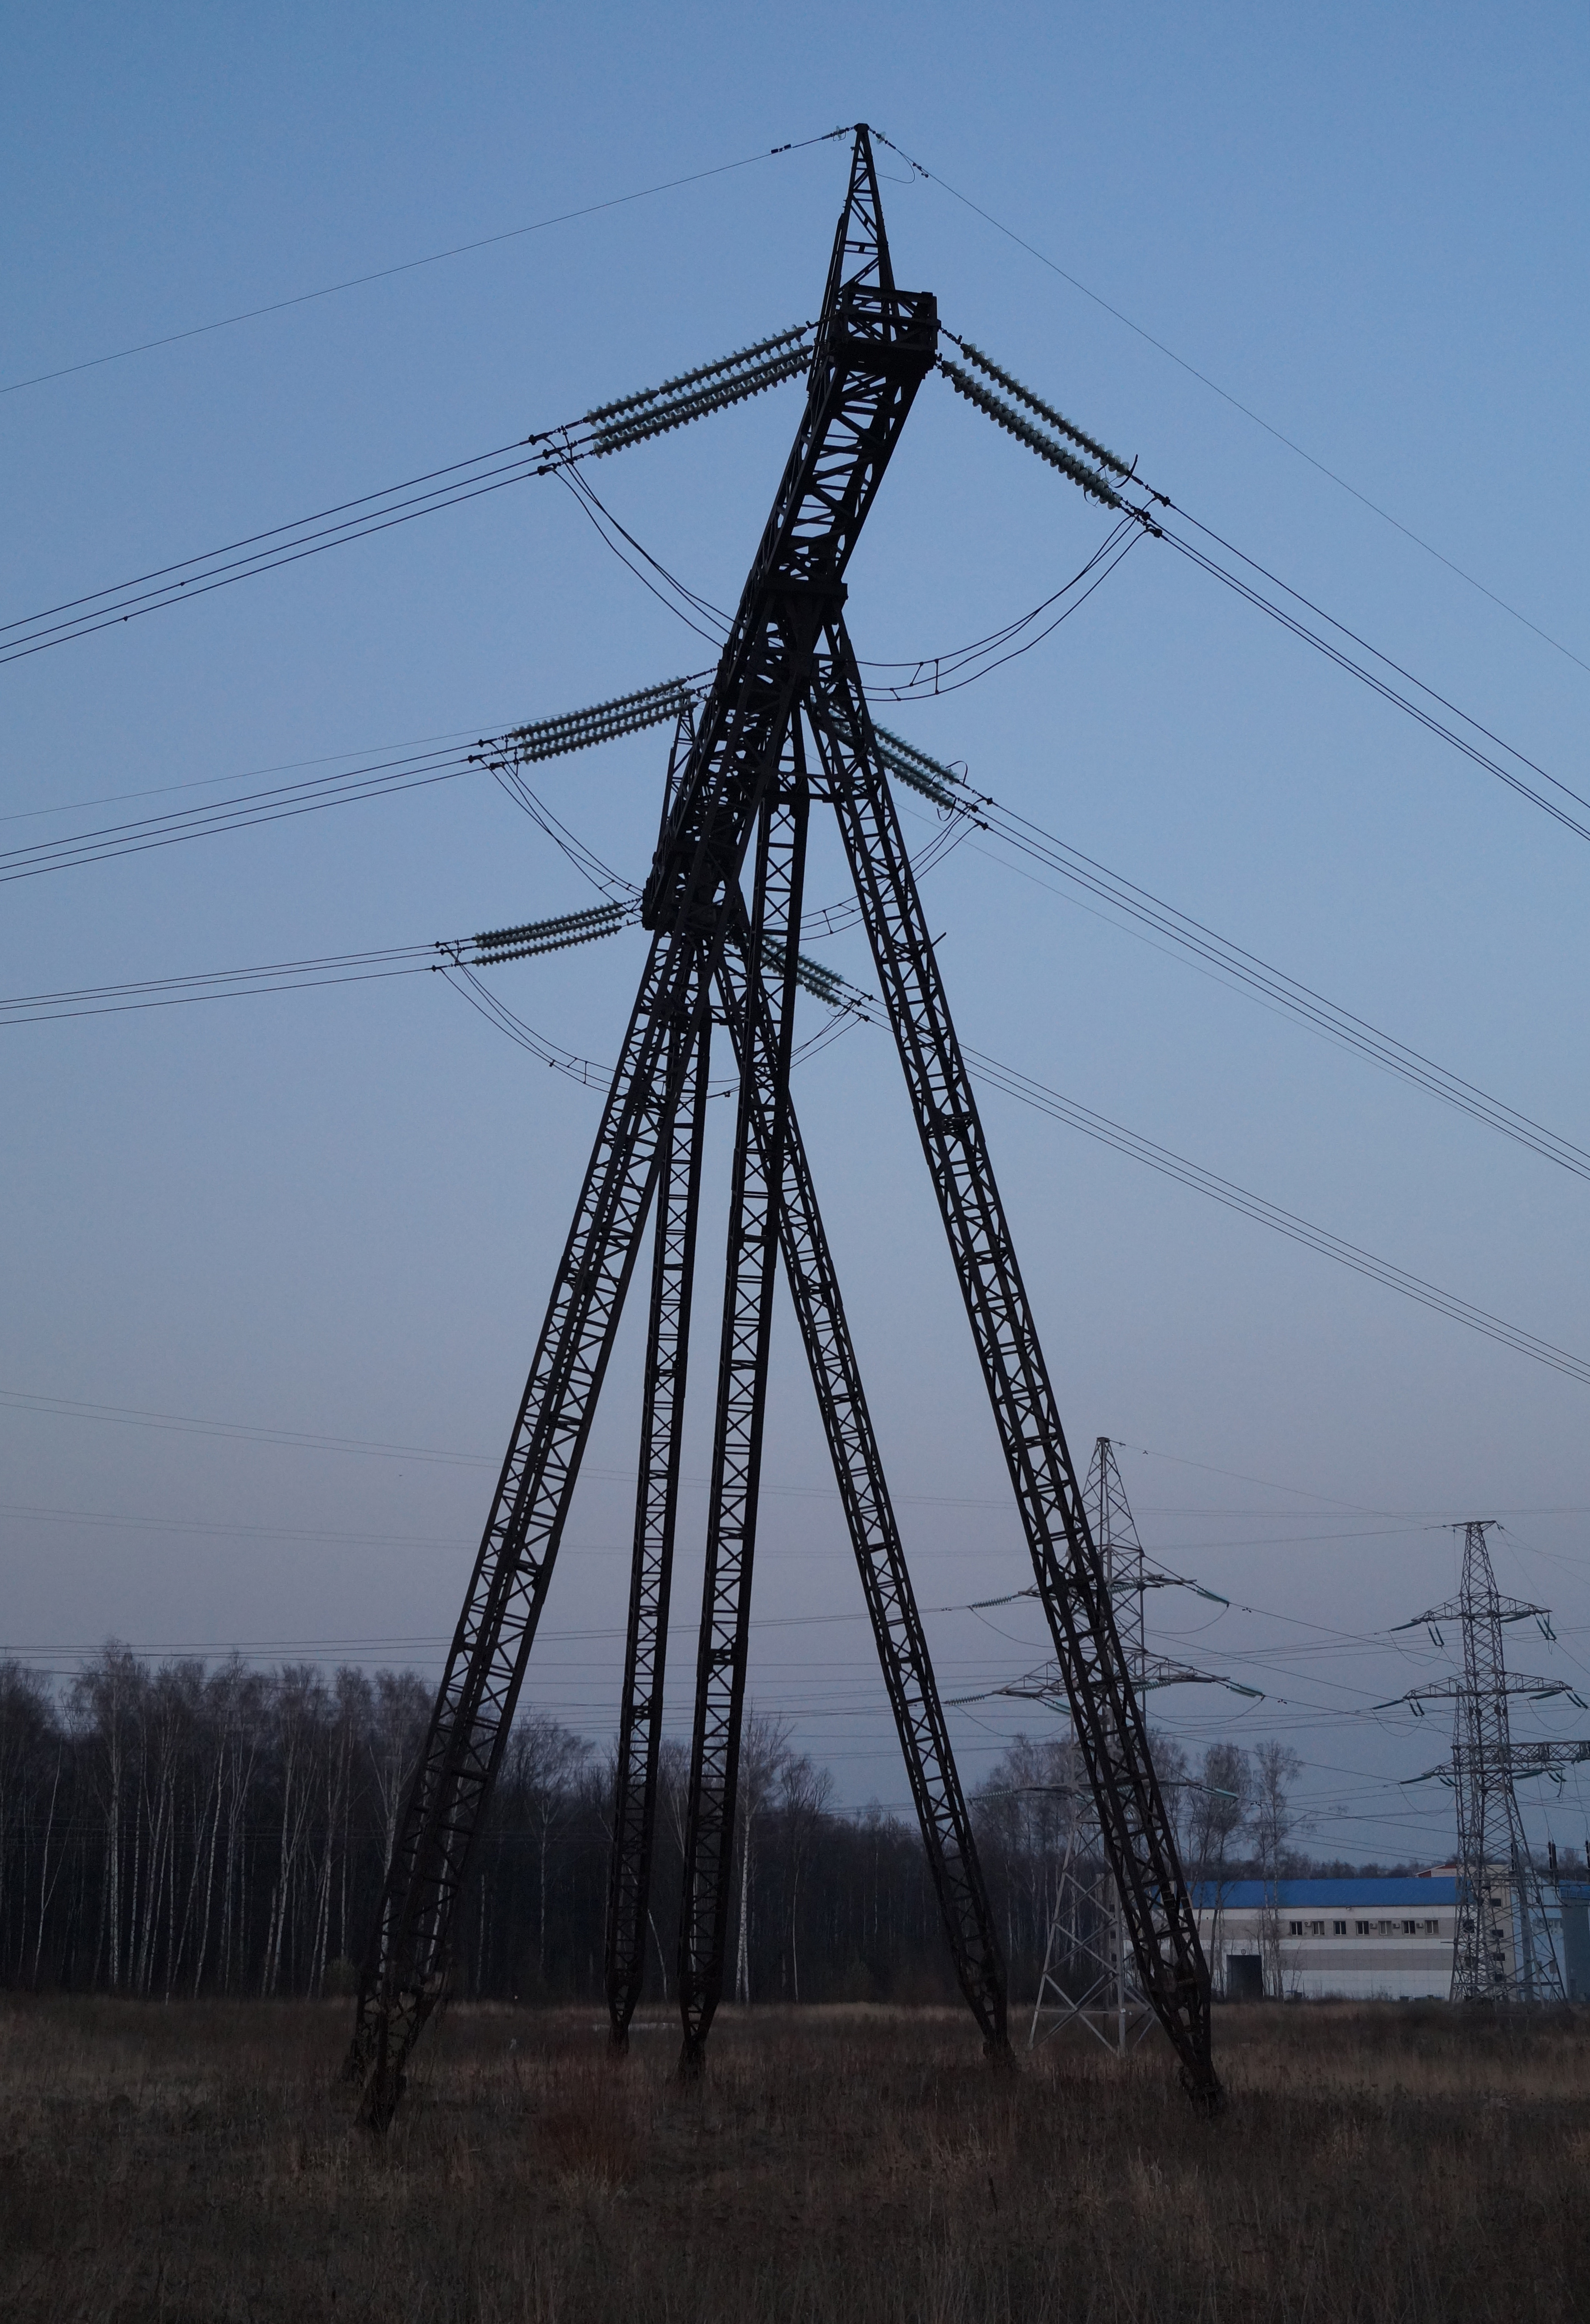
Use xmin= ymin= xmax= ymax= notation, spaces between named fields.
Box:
xmin=809 ymin=627 xmax=1221 ymax=2110
xmin=676 ymin=762 xmax=808 ymax=2068
xmin=605 ymin=965 xmax=712 ymax=2048
xmin=714 ymin=914 xmax=1008 ymax=2052
xmin=344 ymin=922 xmax=715 ymax=2123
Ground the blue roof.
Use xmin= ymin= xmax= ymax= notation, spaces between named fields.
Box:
xmin=1191 ymin=1878 xmax=1458 ymax=1909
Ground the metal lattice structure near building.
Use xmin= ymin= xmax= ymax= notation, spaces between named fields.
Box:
xmin=1390 ymin=1520 xmax=1581 ymax=2002
xmin=344 ymin=131 xmax=1220 ymax=2125
xmin=1027 ymin=1438 xmax=1249 ymax=2051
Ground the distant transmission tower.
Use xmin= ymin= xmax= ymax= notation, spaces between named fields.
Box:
xmin=1389 ymin=1520 xmax=1584 ymax=2002
xmin=1027 ymin=1438 xmax=1253 ymax=2052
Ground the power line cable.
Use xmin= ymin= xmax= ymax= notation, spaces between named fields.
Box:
xmin=3 ymin=533 xmax=1142 ymax=875
xmin=871 ymin=129 xmax=1590 ymax=680
xmin=0 ymin=740 xmax=487 ymax=881
xmin=834 ymin=726 xmax=1590 ymax=1188
xmin=738 ymin=958 xmax=1590 ymax=1389
xmin=0 ymin=130 xmax=849 ymax=396
xmin=959 ymin=1034 xmax=1590 ymax=1388
xmin=0 ymin=726 xmax=505 ymax=828
xmin=935 ymin=329 xmax=1590 ymax=850
xmin=87 ymin=885 xmax=1576 ymax=1400
xmin=1153 ymin=510 xmax=1590 ymax=845
xmin=0 ymin=330 xmax=815 ymax=665
xmin=0 ymin=902 xmax=646 ymax=1028
xmin=952 ymin=788 xmax=1590 ymax=1183
xmin=429 ymin=914 xmax=1590 ymax=1391
xmin=0 ymin=948 xmax=443 ymax=1026
xmin=0 ymin=440 xmax=555 ymax=662
xmin=19 ymin=100 xmax=1571 ymax=708
xmin=17 ymin=657 xmax=1586 ymax=1206
xmin=558 ymin=471 xmax=732 ymax=649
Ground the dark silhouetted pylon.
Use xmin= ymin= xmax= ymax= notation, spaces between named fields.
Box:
xmin=346 ymin=131 xmax=1220 ymax=2126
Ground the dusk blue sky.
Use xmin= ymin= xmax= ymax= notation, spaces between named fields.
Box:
xmin=5 ymin=4 xmax=1588 ymax=1863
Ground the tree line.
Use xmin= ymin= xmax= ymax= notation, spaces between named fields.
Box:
xmin=0 ymin=1648 xmax=1336 ymax=2006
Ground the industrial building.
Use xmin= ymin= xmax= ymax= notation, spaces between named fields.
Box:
xmin=1193 ymin=1877 xmax=1459 ymax=1999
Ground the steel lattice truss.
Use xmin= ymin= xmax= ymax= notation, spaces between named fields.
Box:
xmin=1392 ymin=1523 xmax=1570 ymax=2001
xmin=1029 ymin=1440 xmax=1154 ymax=2058
xmin=345 ymin=127 xmax=1220 ymax=2125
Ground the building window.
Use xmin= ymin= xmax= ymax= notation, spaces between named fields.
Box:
xmin=1334 ymin=1920 xmax=1347 ymax=1936
xmin=1402 ymin=1920 xmax=1418 ymax=1935
xmin=1355 ymin=1922 xmax=1372 ymax=1936
xmin=1288 ymin=1920 xmax=1304 ymax=1936
xmin=1422 ymin=1920 xmax=1440 ymax=1936
xmin=1308 ymin=1920 xmax=1326 ymax=1936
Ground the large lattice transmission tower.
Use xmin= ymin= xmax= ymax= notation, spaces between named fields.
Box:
xmin=344 ymin=129 xmax=1220 ymax=2125
xmin=1389 ymin=1521 xmax=1579 ymax=2002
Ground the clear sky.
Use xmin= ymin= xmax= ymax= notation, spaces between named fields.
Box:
xmin=4 ymin=2 xmax=1588 ymax=1866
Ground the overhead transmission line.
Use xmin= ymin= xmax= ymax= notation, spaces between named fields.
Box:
xmin=13 ymin=658 xmax=1588 ymax=1192
xmin=1 ymin=131 xmax=847 ymax=397
xmin=0 ymin=737 xmax=488 ymax=882
xmin=557 ymin=461 xmax=1146 ymax=692
xmin=0 ymin=327 xmax=815 ymax=665
xmin=0 ymin=904 xmax=637 ymax=1028
xmin=0 ymin=679 xmax=705 ymax=884
xmin=871 ymin=128 xmax=1590 ymax=682
xmin=877 ymin=732 xmax=1590 ymax=1187
xmin=0 ymin=538 xmax=1132 ymax=876
xmin=779 ymin=957 xmax=1590 ymax=1392
xmin=934 ymin=331 xmax=1590 ymax=850
xmin=16 ymin=105 xmax=1573 ymax=704
xmin=12 ymin=872 xmax=1588 ymax=1390
xmin=10 ymin=307 xmax=1583 ymax=878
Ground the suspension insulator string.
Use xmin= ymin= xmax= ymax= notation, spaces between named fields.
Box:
xmin=482 ymin=679 xmax=697 ymax=765
xmin=942 ymin=330 xmax=1135 ymax=480
xmin=936 ymin=359 xmax=1122 ymax=508
xmin=465 ymin=899 xmax=637 ymax=965
xmin=583 ymin=324 xmax=812 ymax=424
xmin=872 ymin=726 xmax=966 ymax=812
xmin=587 ymin=346 xmax=812 ymax=458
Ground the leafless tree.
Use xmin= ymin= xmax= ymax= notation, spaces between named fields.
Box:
xmin=733 ymin=1709 xmax=792 ymax=2005
xmin=779 ymin=1753 xmax=834 ymax=2002
xmin=504 ymin=1711 xmax=594 ymax=1984
xmin=1188 ymin=1741 xmax=1252 ymax=1987
xmin=1253 ymin=1739 xmax=1303 ymax=1997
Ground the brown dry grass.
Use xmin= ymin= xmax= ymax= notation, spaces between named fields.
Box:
xmin=2 ymin=1994 xmax=1587 ymax=2322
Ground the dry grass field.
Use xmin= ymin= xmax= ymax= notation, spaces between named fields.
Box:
xmin=2 ymin=1994 xmax=1587 ymax=2323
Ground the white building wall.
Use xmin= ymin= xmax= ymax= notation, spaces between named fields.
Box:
xmin=1197 ymin=1903 xmax=1453 ymax=2000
